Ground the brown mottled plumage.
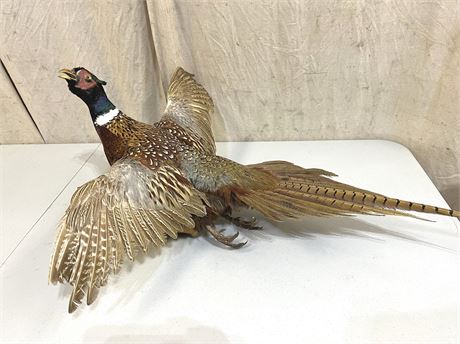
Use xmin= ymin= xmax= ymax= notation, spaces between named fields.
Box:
xmin=52 ymin=66 xmax=460 ymax=313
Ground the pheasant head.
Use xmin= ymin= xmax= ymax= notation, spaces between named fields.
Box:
xmin=58 ymin=67 xmax=115 ymax=123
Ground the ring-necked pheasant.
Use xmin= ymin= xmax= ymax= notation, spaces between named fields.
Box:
xmin=52 ymin=67 xmax=459 ymax=313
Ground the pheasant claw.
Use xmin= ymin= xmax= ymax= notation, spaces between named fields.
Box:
xmin=206 ymin=225 xmax=247 ymax=248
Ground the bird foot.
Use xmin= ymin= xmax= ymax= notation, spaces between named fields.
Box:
xmin=224 ymin=215 xmax=263 ymax=230
xmin=206 ymin=225 xmax=247 ymax=249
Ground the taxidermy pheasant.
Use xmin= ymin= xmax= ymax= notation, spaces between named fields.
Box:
xmin=52 ymin=66 xmax=460 ymax=313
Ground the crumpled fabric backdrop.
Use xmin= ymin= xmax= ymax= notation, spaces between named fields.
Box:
xmin=1 ymin=0 xmax=459 ymax=209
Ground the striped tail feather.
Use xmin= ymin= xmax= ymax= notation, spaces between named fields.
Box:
xmin=238 ymin=161 xmax=459 ymax=221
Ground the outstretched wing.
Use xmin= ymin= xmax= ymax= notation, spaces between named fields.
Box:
xmin=49 ymin=158 xmax=208 ymax=313
xmin=162 ymin=67 xmax=215 ymax=154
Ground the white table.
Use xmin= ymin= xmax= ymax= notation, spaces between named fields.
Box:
xmin=1 ymin=141 xmax=459 ymax=344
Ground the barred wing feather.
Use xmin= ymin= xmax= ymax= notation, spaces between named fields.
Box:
xmin=162 ymin=67 xmax=215 ymax=154
xmin=49 ymin=158 xmax=208 ymax=313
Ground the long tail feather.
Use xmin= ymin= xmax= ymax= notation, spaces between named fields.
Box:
xmin=240 ymin=161 xmax=459 ymax=221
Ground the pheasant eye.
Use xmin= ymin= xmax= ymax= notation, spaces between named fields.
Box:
xmin=85 ymin=76 xmax=92 ymax=82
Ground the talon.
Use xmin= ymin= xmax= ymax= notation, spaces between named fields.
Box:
xmin=231 ymin=240 xmax=247 ymax=249
xmin=228 ymin=232 xmax=239 ymax=241
xmin=206 ymin=225 xmax=246 ymax=249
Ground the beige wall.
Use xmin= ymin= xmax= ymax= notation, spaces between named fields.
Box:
xmin=1 ymin=0 xmax=459 ymax=209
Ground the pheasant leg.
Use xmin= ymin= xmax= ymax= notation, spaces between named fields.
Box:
xmin=205 ymin=225 xmax=247 ymax=248
xmin=224 ymin=215 xmax=263 ymax=230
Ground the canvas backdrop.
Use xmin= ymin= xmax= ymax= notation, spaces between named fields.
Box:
xmin=1 ymin=0 xmax=459 ymax=209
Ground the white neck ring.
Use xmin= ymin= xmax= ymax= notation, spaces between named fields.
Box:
xmin=94 ymin=108 xmax=120 ymax=126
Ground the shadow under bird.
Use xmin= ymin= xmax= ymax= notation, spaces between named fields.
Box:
xmin=51 ymin=66 xmax=460 ymax=313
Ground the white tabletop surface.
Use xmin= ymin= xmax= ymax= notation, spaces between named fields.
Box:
xmin=0 ymin=140 xmax=459 ymax=344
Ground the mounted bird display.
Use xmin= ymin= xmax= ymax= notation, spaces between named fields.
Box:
xmin=51 ymin=66 xmax=460 ymax=313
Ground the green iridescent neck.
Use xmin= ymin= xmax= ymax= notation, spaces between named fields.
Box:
xmin=88 ymin=94 xmax=116 ymax=122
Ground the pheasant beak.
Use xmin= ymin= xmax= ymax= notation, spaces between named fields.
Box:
xmin=58 ymin=68 xmax=77 ymax=81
